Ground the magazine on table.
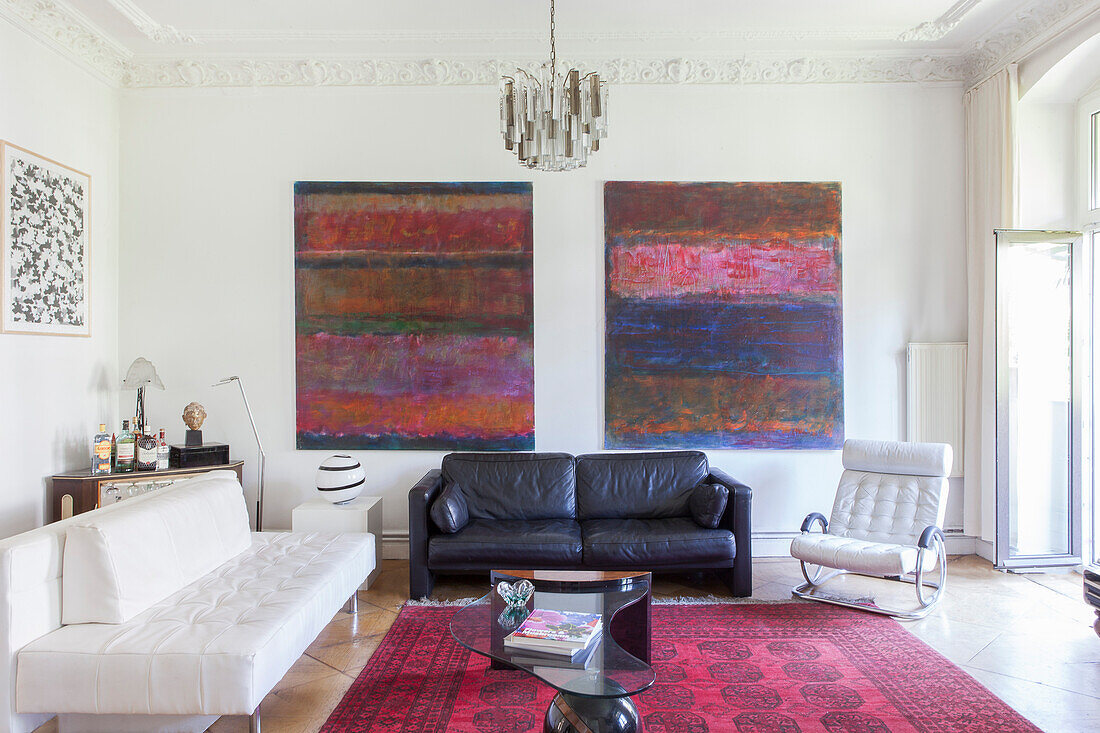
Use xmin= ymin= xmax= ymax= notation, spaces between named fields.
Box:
xmin=508 ymin=639 xmax=601 ymax=670
xmin=503 ymin=608 xmax=603 ymax=656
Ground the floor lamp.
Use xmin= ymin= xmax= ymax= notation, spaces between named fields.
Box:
xmin=213 ymin=376 xmax=266 ymax=531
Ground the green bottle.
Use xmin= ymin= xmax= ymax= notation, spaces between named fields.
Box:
xmin=115 ymin=420 xmax=136 ymax=473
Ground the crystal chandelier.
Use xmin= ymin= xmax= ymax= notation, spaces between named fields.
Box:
xmin=499 ymin=0 xmax=608 ymax=171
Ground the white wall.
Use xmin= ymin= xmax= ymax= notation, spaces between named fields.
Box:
xmin=118 ymin=82 xmax=967 ymax=552
xmin=0 ymin=22 xmax=119 ymax=536
xmin=1018 ymin=101 xmax=1077 ymax=230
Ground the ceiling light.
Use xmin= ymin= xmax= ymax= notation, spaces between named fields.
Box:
xmin=499 ymin=0 xmax=608 ymax=171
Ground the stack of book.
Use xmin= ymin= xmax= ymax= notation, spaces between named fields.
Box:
xmin=503 ymin=608 xmax=603 ymax=668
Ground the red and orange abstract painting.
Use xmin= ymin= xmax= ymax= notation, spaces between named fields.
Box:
xmin=294 ymin=182 xmax=534 ymax=450
xmin=605 ymin=181 xmax=843 ymax=449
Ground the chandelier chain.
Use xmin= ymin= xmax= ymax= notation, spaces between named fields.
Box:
xmin=499 ymin=0 xmax=606 ymax=171
xmin=549 ymin=0 xmax=556 ymax=83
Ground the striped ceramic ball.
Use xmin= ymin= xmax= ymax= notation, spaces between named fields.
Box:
xmin=315 ymin=455 xmax=365 ymax=504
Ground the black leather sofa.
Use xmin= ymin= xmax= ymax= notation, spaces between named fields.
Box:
xmin=408 ymin=451 xmax=752 ymax=598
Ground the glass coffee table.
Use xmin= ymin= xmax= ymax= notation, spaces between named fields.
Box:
xmin=451 ymin=570 xmax=655 ymax=733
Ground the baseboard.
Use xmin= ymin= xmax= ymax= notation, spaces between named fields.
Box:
xmin=973 ymin=537 xmax=995 ymax=562
xmin=753 ymin=529 xmax=979 ymax=559
xmin=383 ymin=531 xmax=409 ymax=560
xmin=751 ymin=532 xmax=801 ymax=558
xmin=383 ymin=529 xmax=985 ymax=561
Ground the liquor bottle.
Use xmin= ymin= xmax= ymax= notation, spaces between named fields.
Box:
xmin=92 ymin=424 xmax=111 ymax=475
xmin=111 ymin=432 xmax=117 ymax=471
xmin=115 ymin=420 xmax=136 ymax=473
xmin=156 ymin=429 xmax=170 ymax=471
xmin=136 ymin=426 xmax=158 ymax=471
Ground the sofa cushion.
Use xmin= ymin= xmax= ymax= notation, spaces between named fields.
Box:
xmin=428 ymin=519 xmax=582 ymax=568
xmin=62 ymin=474 xmax=252 ymax=625
xmin=575 ymin=451 xmax=709 ymax=520
xmin=430 ymin=483 xmax=469 ymax=534
xmin=19 ymin=531 xmax=373 ymax=716
xmin=790 ymin=532 xmax=937 ymax=576
xmin=581 ymin=518 xmax=735 ymax=567
xmin=441 ymin=452 xmax=576 ymax=521
xmin=690 ymin=483 xmax=729 ymax=529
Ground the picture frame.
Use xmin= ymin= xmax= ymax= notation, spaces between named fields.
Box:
xmin=1 ymin=141 xmax=91 ymax=337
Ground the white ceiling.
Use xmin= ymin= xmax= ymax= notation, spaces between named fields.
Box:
xmin=4 ymin=0 xmax=1098 ymax=87
xmin=67 ymin=0 xmax=1032 ymax=57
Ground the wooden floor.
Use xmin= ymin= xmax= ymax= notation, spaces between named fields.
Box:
xmin=35 ymin=556 xmax=1100 ymax=732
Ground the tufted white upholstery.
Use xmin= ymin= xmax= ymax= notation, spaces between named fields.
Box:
xmin=62 ymin=476 xmax=253 ymax=624
xmin=791 ymin=439 xmax=950 ymax=575
xmin=0 ymin=472 xmax=374 ymax=732
xmin=789 ymin=533 xmax=938 ymax=576
xmin=0 ymin=473 xmax=214 ymax=733
xmin=18 ymin=531 xmax=371 ymax=716
xmin=829 ymin=440 xmax=950 ymax=546
xmin=828 ymin=470 xmax=947 ymax=546
xmin=840 ymin=439 xmax=952 ymax=478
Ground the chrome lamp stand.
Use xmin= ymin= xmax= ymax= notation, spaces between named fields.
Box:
xmin=213 ymin=376 xmax=266 ymax=531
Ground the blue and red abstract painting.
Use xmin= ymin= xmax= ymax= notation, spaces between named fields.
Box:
xmin=604 ymin=181 xmax=843 ymax=449
xmin=294 ymin=182 xmax=534 ymax=450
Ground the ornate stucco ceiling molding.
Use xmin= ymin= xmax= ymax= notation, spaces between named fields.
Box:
xmin=186 ymin=27 xmax=902 ymax=46
xmin=0 ymin=0 xmax=130 ymax=83
xmin=898 ymin=0 xmax=983 ymax=42
xmin=6 ymin=0 xmax=1097 ymax=90
xmin=963 ymin=0 xmax=1098 ymax=85
xmin=121 ymin=54 xmax=970 ymax=88
xmin=105 ymin=0 xmax=195 ymax=44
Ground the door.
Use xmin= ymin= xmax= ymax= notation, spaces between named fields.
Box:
xmin=995 ymin=229 xmax=1084 ymax=569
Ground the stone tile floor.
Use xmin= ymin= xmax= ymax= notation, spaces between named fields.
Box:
xmin=36 ymin=556 xmax=1100 ymax=732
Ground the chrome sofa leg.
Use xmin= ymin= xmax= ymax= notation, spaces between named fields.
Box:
xmin=344 ymin=591 xmax=358 ymax=614
xmin=250 ymin=710 xmax=261 ymax=733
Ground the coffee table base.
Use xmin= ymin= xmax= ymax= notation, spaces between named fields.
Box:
xmin=544 ymin=692 xmax=640 ymax=733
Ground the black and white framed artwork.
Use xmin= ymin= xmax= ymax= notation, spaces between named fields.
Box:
xmin=1 ymin=141 xmax=90 ymax=336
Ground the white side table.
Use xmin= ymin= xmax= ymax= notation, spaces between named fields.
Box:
xmin=292 ymin=496 xmax=382 ymax=588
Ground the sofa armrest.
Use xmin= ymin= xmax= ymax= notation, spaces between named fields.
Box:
xmin=708 ymin=467 xmax=752 ymax=597
xmin=409 ymin=470 xmax=443 ymax=598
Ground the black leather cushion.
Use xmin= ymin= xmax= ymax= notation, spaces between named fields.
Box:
xmin=580 ymin=518 xmax=735 ymax=567
xmin=428 ymin=518 xmax=583 ymax=568
xmin=690 ymin=483 xmax=729 ymax=529
xmin=575 ymin=451 xmax=709 ymax=520
xmin=429 ymin=483 xmax=469 ymax=534
xmin=441 ymin=453 xmax=576 ymax=520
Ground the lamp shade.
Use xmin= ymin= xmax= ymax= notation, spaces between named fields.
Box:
xmin=121 ymin=357 xmax=165 ymax=391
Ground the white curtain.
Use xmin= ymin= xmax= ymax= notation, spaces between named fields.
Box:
xmin=963 ymin=65 xmax=1018 ymax=544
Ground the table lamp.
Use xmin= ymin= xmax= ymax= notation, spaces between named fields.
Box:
xmin=213 ymin=376 xmax=266 ymax=531
xmin=121 ymin=357 xmax=165 ymax=436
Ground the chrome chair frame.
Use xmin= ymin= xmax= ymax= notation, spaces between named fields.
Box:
xmin=792 ymin=513 xmax=947 ymax=621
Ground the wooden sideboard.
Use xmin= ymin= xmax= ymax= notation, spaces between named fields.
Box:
xmin=50 ymin=461 xmax=245 ymax=523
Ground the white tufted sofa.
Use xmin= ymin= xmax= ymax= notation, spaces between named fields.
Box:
xmin=790 ymin=439 xmax=951 ymax=619
xmin=0 ymin=471 xmax=374 ymax=733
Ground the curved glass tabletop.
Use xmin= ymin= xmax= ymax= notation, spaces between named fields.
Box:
xmin=450 ymin=584 xmax=655 ymax=699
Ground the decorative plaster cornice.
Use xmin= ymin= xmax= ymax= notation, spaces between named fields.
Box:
xmin=4 ymin=0 xmax=1099 ymax=89
xmin=963 ymin=0 xmax=1097 ymax=84
xmin=188 ymin=28 xmax=902 ymax=45
xmin=105 ymin=0 xmax=195 ymax=44
xmin=0 ymin=0 xmax=129 ymax=83
xmin=898 ymin=0 xmax=983 ymax=42
xmin=120 ymin=54 xmax=970 ymax=88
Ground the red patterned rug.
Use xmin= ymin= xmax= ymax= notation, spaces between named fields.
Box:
xmin=321 ymin=603 xmax=1038 ymax=732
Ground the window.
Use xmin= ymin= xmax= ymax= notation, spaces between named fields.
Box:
xmin=1092 ymin=110 xmax=1100 ymax=213
xmin=995 ymin=230 xmax=1083 ymax=569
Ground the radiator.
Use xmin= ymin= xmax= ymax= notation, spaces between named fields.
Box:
xmin=906 ymin=342 xmax=966 ymax=477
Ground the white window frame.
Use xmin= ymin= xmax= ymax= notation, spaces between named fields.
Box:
xmin=1080 ymin=87 xmax=1100 ymax=226
xmin=1081 ymin=87 xmax=1100 ymax=565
